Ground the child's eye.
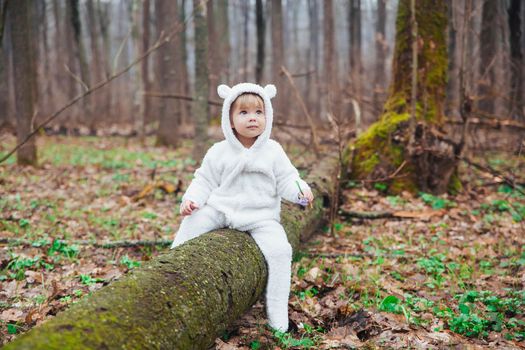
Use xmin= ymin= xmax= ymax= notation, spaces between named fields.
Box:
xmin=256 ymin=110 xmax=263 ymax=114
xmin=240 ymin=111 xmax=247 ymax=115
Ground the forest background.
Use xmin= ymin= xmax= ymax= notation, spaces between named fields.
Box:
xmin=0 ymin=0 xmax=524 ymax=349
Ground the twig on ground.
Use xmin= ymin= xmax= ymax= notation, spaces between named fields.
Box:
xmin=458 ymin=155 xmax=525 ymax=196
xmin=339 ymin=210 xmax=395 ymax=219
xmin=339 ymin=208 xmax=445 ymax=221
xmin=358 ymin=163 xmax=410 ymax=184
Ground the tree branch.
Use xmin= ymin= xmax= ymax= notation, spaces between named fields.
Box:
xmin=143 ymin=91 xmax=222 ymax=106
xmin=280 ymin=66 xmax=321 ymax=155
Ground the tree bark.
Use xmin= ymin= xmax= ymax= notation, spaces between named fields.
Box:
xmin=140 ymin=0 xmax=151 ymax=134
xmin=349 ymin=0 xmax=362 ymax=98
xmin=347 ymin=0 xmax=457 ymax=195
xmin=323 ymin=0 xmax=335 ymax=119
xmin=478 ymin=0 xmax=502 ymax=117
xmin=373 ymin=0 xmax=387 ymax=116
xmin=242 ymin=1 xmax=249 ymax=81
xmin=0 ymin=0 xmax=9 ymax=130
xmin=508 ymin=0 xmax=524 ymax=121
xmin=155 ymin=1 xmax=181 ymax=147
xmin=179 ymin=0 xmax=191 ymax=125
xmin=348 ymin=0 xmax=363 ymax=124
xmin=9 ymin=0 xmax=38 ymax=165
xmin=97 ymin=0 xmax=112 ymax=121
xmin=307 ymin=0 xmax=321 ymax=122
xmin=255 ymin=0 xmax=265 ymax=83
xmin=86 ymin=0 xmax=104 ymax=131
xmin=3 ymin=156 xmax=338 ymax=350
xmin=271 ymin=0 xmax=285 ymax=115
xmin=192 ymin=0 xmax=210 ymax=162
xmin=68 ymin=0 xmax=91 ymax=125
xmin=207 ymin=0 xmax=220 ymax=120
xmin=216 ymin=0 xmax=230 ymax=84
xmin=445 ymin=0 xmax=463 ymax=120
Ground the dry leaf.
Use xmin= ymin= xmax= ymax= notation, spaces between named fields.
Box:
xmin=1 ymin=308 xmax=24 ymax=322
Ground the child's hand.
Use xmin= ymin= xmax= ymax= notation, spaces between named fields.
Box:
xmin=298 ymin=189 xmax=314 ymax=207
xmin=302 ymin=189 xmax=314 ymax=205
xmin=180 ymin=200 xmax=199 ymax=216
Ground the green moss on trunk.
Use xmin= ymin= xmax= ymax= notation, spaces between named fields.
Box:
xmin=4 ymin=156 xmax=338 ymax=350
xmin=346 ymin=0 xmax=450 ymax=194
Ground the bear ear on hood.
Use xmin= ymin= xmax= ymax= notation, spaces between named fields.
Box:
xmin=264 ymin=84 xmax=277 ymax=99
xmin=217 ymin=84 xmax=231 ymax=99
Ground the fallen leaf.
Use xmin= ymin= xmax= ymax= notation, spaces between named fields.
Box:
xmin=1 ymin=309 xmax=24 ymax=322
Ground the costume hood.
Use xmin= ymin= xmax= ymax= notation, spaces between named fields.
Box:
xmin=217 ymin=83 xmax=276 ymax=151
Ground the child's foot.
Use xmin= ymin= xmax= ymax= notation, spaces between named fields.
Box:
xmin=268 ymin=321 xmax=288 ymax=333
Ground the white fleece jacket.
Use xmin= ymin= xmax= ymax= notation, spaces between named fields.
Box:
xmin=182 ymin=83 xmax=310 ymax=230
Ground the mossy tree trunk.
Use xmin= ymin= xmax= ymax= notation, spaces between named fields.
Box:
xmin=347 ymin=0 xmax=460 ymax=194
xmin=4 ymin=156 xmax=338 ymax=350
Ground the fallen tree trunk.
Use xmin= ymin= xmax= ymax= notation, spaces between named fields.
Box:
xmin=4 ymin=155 xmax=338 ymax=350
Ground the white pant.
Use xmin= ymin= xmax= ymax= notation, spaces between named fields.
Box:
xmin=171 ymin=205 xmax=292 ymax=332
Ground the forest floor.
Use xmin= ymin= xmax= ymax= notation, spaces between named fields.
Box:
xmin=0 ymin=135 xmax=524 ymax=349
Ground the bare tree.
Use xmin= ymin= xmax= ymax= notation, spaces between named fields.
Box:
xmin=349 ymin=0 xmax=362 ymax=95
xmin=193 ymin=0 xmax=209 ymax=161
xmin=67 ymin=0 xmax=90 ymax=124
xmin=140 ymin=0 xmax=151 ymax=133
xmin=97 ymin=0 xmax=112 ymax=120
xmin=445 ymin=0 xmax=463 ymax=120
xmin=8 ymin=0 xmax=37 ymax=164
xmin=0 ymin=0 xmax=9 ymax=130
xmin=180 ymin=0 xmax=191 ymax=124
xmin=508 ymin=0 xmax=524 ymax=121
xmin=323 ymin=0 xmax=335 ymax=118
xmin=242 ymin=1 xmax=249 ymax=81
xmin=373 ymin=0 xmax=387 ymax=115
xmin=307 ymin=0 xmax=321 ymax=121
xmin=255 ymin=0 xmax=265 ymax=83
xmin=271 ymin=0 xmax=284 ymax=115
xmin=86 ymin=0 xmax=105 ymax=131
xmin=155 ymin=1 xmax=181 ymax=147
xmin=478 ymin=0 xmax=507 ymax=118
xmin=216 ymin=0 xmax=230 ymax=84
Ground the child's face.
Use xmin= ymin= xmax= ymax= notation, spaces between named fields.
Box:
xmin=230 ymin=95 xmax=266 ymax=147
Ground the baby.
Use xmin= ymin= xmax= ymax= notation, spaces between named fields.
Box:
xmin=171 ymin=83 xmax=314 ymax=332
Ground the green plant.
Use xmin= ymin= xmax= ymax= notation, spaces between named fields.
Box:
xmin=273 ymin=330 xmax=315 ymax=349
xmin=78 ymin=274 xmax=105 ymax=286
xmin=374 ymin=182 xmax=388 ymax=192
xmin=48 ymin=240 xmax=79 ymax=259
xmin=6 ymin=255 xmax=42 ymax=280
xmin=386 ymin=195 xmax=406 ymax=207
xmin=295 ymin=287 xmax=319 ymax=301
xmin=420 ymin=192 xmax=456 ymax=209
xmin=7 ymin=323 xmax=18 ymax=334
xmin=448 ymin=304 xmax=489 ymax=338
xmin=378 ymin=295 xmax=410 ymax=323
xmin=417 ymin=253 xmax=447 ymax=288
xmin=249 ymin=340 xmax=261 ymax=350
xmin=120 ymin=255 xmax=141 ymax=269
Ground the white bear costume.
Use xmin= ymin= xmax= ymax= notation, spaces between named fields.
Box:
xmin=171 ymin=83 xmax=311 ymax=332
